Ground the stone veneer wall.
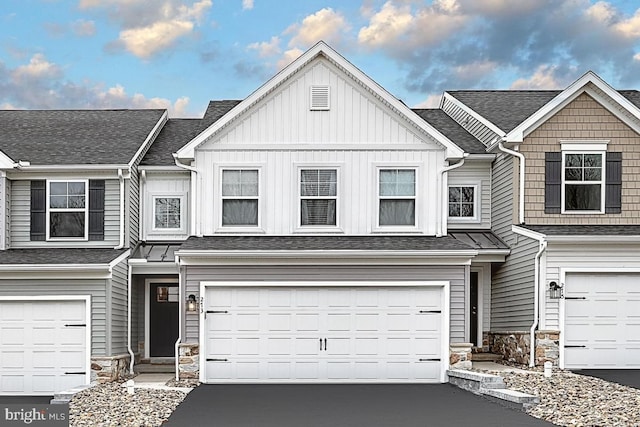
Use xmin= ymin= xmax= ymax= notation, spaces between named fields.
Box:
xmin=449 ymin=343 xmax=473 ymax=370
xmin=489 ymin=331 xmax=560 ymax=366
xmin=91 ymin=354 xmax=131 ymax=383
xmin=178 ymin=343 xmax=199 ymax=379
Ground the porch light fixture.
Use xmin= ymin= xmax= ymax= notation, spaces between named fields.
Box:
xmin=186 ymin=294 xmax=198 ymax=312
xmin=548 ymin=281 xmax=563 ymax=299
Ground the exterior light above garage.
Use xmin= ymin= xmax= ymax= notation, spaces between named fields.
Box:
xmin=186 ymin=294 xmax=198 ymax=312
xmin=548 ymin=281 xmax=563 ymax=299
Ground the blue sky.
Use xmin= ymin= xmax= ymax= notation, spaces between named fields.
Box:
xmin=3 ymin=0 xmax=640 ymax=117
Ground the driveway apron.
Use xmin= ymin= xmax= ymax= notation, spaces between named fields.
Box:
xmin=166 ymin=384 xmax=552 ymax=427
xmin=573 ymin=369 xmax=640 ymax=389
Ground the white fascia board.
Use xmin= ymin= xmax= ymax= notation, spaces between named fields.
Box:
xmin=442 ymin=92 xmax=506 ymax=137
xmin=0 ymin=265 xmax=112 ymax=279
xmin=0 ymin=149 xmax=16 ymax=169
xmin=462 ymin=154 xmax=496 ymax=162
xmin=545 ymin=235 xmax=640 ymax=243
xmin=138 ymin=165 xmax=185 ymax=172
xmin=512 ymin=225 xmax=546 ymax=241
xmin=128 ymin=110 xmax=168 ymax=169
xmin=176 ymin=41 xmax=465 ymax=160
xmin=506 ymin=71 xmax=640 ymax=142
xmin=108 ymin=249 xmax=131 ymax=270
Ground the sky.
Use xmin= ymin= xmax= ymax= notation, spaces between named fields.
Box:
xmin=3 ymin=0 xmax=640 ymax=117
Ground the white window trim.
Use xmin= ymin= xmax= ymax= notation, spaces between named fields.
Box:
xmin=374 ymin=166 xmax=420 ymax=232
xmin=447 ymin=184 xmax=479 ymax=222
xmin=295 ymin=166 xmax=342 ymax=232
xmin=46 ymin=179 xmax=89 ymax=241
xmin=151 ymin=194 xmax=186 ymax=232
xmin=561 ymin=151 xmax=606 ymax=214
xmin=216 ymin=165 xmax=264 ymax=232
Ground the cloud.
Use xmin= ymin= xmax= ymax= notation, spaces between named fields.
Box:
xmin=413 ymin=93 xmax=442 ymax=109
xmin=242 ymin=0 xmax=253 ymax=10
xmin=510 ymin=65 xmax=568 ymax=90
xmin=277 ymin=48 xmax=303 ymax=69
xmin=285 ymin=8 xmax=350 ymax=48
xmin=72 ymin=19 xmax=97 ymax=37
xmin=0 ymin=54 xmax=192 ymax=117
xmin=80 ymin=0 xmax=212 ymax=58
xmin=248 ymin=36 xmax=281 ymax=58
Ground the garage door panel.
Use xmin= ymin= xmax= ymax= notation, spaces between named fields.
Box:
xmin=1 ymin=327 xmax=25 ymax=345
xmin=204 ymin=286 xmax=444 ymax=383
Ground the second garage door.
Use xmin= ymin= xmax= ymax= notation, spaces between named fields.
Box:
xmin=564 ymin=273 xmax=640 ymax=368
xmin=203 ymin=285 xmax=445 ymax=383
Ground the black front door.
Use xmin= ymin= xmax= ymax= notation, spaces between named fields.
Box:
xmin=150 ymin=283 xmax=179 ymax=357
xmin=470 ymin=272 xmax=479 ymax=346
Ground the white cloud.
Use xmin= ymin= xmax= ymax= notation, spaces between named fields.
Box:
xmin=585 ymin=1 xmax=617 ymax=24
xmin=72 ymin=19 xmax=96 ymax=37
xmin=277 ymin=48 xmax=303 ymax=70
xmin=120 ymin=20 xmax=194 ymax=58
xmin=12 ymin=54 xmax=62 ymax=81
xmin=358 ymin=2 xmax=413 ymax=47
xmin=286 ymin=8 xmax=350 ymax=48
xmin=453 ymin=61 xmax=497 ymax=81
xmin=614 ymin=8 xmax=640 ymax=38
xmin=413 ymin=93 xmax=442 ymax=108
xmin=242 ymin=0 xmax=253 ymax=10
xmin=248 ymin=36 xmax=281 ymax=58
xmin=510 ymin=65 xmax=565 ymax=90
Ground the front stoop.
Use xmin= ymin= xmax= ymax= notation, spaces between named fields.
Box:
xmin=447 ymin=369 xmax=539 ymax=411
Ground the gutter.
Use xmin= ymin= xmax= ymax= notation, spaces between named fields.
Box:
xmin=437 ymin=156 xmax=467 ymax=237
xmin=497 ymin=141 xmax=525 ymax=224
xmin=173 ymin=154 xmax=199 ymax=236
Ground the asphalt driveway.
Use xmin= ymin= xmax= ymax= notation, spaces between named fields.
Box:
xmin=573 ymin=369 xmax=640 ymax=389
xmin=166 ymin=384 xmax=552 ymax=427
xmin=0 ymin=396 xmax=52 ymax=404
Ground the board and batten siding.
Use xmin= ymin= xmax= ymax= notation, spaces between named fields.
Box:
xmin=0 ymin=279 xmax=108 ymax=355
xmin=182 ymin=265 xmax=467 ymax=344
xmin=441 ymin=96 xmax=501 ymax=146
xmin=108 ymin=258 xmax=129 ymax=355
xmin=542 ymin=242 xmax=640 ymax=330
xmin=142 ymin=172 xmax=190 ymax=241
xmin=197 ymin=150 xmax=443 ymax=235
xmin=10 ymin=179 xmax=120 ymax=248
xmin=448 ymin=161 xmax=492 ymax=229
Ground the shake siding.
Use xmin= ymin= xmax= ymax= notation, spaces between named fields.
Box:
xmin=183 ymin=265 xmax=466 ymax=343
xmin=109 ymin=258 xmax=128 ymax=355
xmin=0 ymin=279 xmax=108 ymax=355
xmin=10 ymin=179 xmax=120 ymax=247
xmin=448 ymin=161 xmax=492 ymax=229
xmin=522 ymin=92 xmax=640 ymax=224
xmin=441 ymin=97 xmax=501 ymax=146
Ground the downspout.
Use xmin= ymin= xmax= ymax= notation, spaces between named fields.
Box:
xmin=437 ymin=155 xmax=467 ymax=237
xmin=497 ymin=141 xmax=525 ymax=224
xmin=127 ymin=262 xmax=135 ymax=374
xmin=115 ymin=168 xmax=126 ymax=249
xmin=530 ymin=238 xmax=547 ymax=367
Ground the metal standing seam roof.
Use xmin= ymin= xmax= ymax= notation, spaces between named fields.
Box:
xmin=0 ymin=109 xmax=166 ymax=165
xmin=131 ymin=243 xmax=181 ymax=261
xmin=0 ymin=248 xmax=129 ymax=264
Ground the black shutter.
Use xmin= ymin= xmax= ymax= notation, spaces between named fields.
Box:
xmin=30 ymin=180 xmax=46 ymax=241
xmin=605 ymin=152 xmax=622 ymax=214
xmin=89 ymin=180 xmax=105 ymax=241
xmin=545 ymin=152 xmax=562 ymax=214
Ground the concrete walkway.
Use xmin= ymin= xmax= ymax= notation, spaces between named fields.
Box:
xmin=129 ymin=373 xmax=194 ymax=393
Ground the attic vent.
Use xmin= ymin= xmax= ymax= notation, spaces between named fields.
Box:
xmin=310 ymin=86 xmax=330 ymax=110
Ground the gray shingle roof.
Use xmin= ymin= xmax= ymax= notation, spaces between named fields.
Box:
xmin=178 ymin=235 xmax=476 ymax=252
xmin=413 ymin=109 xmax=486 ymax=154
xmin=0 ymin=248 xmax=128 ymax=264
xmin=141 ymin=100 xmax=240 ymax=166
xmin=0 ymin=109 xmax=166 ymax=165
xmin=522 ymin=225 xmax=640 ymax=236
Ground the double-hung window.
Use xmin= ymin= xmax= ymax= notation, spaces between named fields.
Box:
xmin=563 ymin=152 xmax=604 ymax=212
xmin=448 ymin=186 xmax=476 ymax=218
xmin=48 ymin=180 xmax=88 ymax=239
xmin=378 ymin=169 xmax=416 ymax=226
xmin=154 ymin=197 xmax=182 ymax=229
xmin=221 ymin=169 xmax=259 ymax=226
xmin=300 ymin=169 xmax=337 ymax=226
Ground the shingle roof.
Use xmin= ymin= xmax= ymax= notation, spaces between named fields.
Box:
xmin=413 ymin=109 xmax=486 ymax=154
xmin=0 ymin=109 xmax=165 ymax=165
xmin=141 ymin=100 xmax=240 ymax=166
xmin=522 ymin=225 xmax=640 ymax=236
xmin=178 ymin=235 xmax=475 ymax=252
xmin=0 ymin=248 xmax=128 ymax=264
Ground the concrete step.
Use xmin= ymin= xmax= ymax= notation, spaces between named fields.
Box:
xmin=447 ymin=369 xmax=505 ymax=393
xmin=483 ymin=388 xmax=540 ymax=411
xmin=471 ymin=352 xmax=503 ymax=362
xmin=135 ymin=363 xmax=174 ymax=373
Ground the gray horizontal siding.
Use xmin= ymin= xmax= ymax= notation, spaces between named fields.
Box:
xmin=448 ymin=162 xmax=491 ymax=229
xmin=109 ymin=258 xmax=129 ymax=355
xmin=10 ymin=179 xmax=120 ymax=248
xmin=183 ymin=265 xmax=466 ymax=344
xmin=491 ymin=153 xmax=515 ymax=243
xmin=0 ymin=279 xmax=108 ymax=355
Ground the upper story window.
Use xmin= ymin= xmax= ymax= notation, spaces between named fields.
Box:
xmin=48 ymin=180 xmax=88 ymax=239
xmin=154 ymin=197 xmax=182 ymax=229
xmin=563 ymin=153 xmax=604 ymax=212
xmin=221 ymin=169 xmax=259 ymax=226
xmin=378 ymin=169 xmax=415 ymax=226
xmin=449 ymin=186 xmax=476 ymax=218
xmin=300 ymin=169 xmax=337 ymax=226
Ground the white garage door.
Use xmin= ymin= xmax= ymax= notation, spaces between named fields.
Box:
xmin=0 ymin=299 xmax=88 ymax=395
xmin=203 ymin=286 xmax=445 ymax=383
xmin=564 ymin=273 xmax=640 ymax=368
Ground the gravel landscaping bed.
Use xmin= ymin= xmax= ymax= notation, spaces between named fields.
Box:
xmin=69 ymin=381 xmax=189 ymax=427
xmin=478 ymin=367 xmax=640 ymax=426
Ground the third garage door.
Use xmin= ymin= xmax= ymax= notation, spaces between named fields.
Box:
xmin=203 ymin=285 xmax=445 ymax=383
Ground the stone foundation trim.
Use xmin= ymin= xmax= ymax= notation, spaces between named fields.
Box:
xmin=91 ymin=354 xmax=131 ymax=383
xmin=178 ymin=343 xmax=199 ymax=380
xmin=534 ymin=330 xmax=560 ymax=366
xmin=449 ymin=342 xmax=473 ymax=370
xmin=489 ymin=330 xmax=560 ymax=367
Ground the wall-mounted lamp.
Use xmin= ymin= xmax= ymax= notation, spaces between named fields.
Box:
xmin=186 ymin=294 xmax=198 ymax=312
xmin=548 ymin=281 xmax=563 ymax=299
